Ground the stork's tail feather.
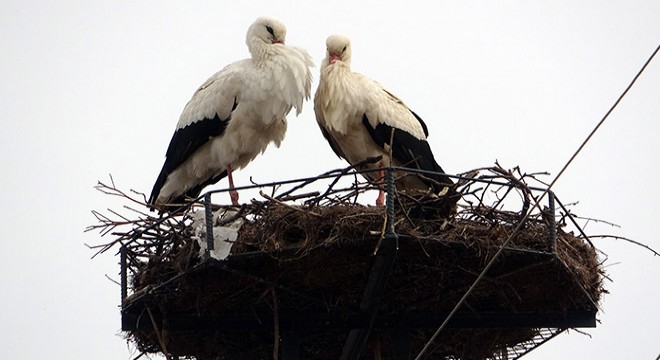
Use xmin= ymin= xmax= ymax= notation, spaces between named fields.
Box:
xmin=147 ymin=170 xmax=229 ymax=214
xmin=403 ymin=186 xmax=460 ymax=219
xmin=148 ymin=172 xmax=168 ymax=207
xmin=407 ymin=165 xmax=461 ymax=219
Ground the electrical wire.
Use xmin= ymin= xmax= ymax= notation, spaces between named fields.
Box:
xmin=414 ymin=44 xmax=660 ymax=360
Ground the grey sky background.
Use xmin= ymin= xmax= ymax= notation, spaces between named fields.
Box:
xmin=1 ymin=1 xmax=658 ymax=359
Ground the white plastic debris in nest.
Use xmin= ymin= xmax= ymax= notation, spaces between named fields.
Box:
xmin=191 ymin=209 xmax=244 ymax=260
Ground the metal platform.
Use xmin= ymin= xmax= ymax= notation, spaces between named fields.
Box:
xmin=118 ymin=167 xmax=599 ymax=359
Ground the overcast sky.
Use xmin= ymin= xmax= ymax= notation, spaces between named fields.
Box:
xmin=1 ymin=1 xmax=658 ymax=359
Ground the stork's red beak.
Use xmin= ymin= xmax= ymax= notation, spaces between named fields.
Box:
xmin=329 ymin=54 xmax=341 ymax=63
xmin=272 ymin=40 xmax=284 ymax=44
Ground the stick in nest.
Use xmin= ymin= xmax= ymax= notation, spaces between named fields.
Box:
xmin=260 ymin=191 xmax=322 ymax=217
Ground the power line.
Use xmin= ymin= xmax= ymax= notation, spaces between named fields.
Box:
xmin=414 ymin=44 xmax=660 ymax=360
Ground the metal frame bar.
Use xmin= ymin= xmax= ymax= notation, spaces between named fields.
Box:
xmin=515 ymin=328 xmax=568 ymax=359
xmin=340 ymin=167 xmax=399 ymax=360
xmin=122 ymin=310 xmax=597 ymax=332
xmin=120 ymin=245 xmax=127 ymax=303
xmin=204 ymin=193 xmax=214 ymax=254
xmin=548 ymin=191 xmax=557 ymax=253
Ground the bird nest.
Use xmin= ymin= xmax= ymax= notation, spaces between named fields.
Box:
xmin=88 ymin=164 xmax=605 ymax=360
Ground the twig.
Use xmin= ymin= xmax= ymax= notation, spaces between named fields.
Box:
xmin=260 ymin=191 xmax=322 ymax=217
xmin=105 ymin=274 xmax=121 ymax=286
xmin=145 ymin=306 xmax=169 ymax=357
xmin=216 ymin=204 xmax=248 ymax=226
xmin=589 ymin=235 xmax=660 ymax=256
xmin=568 ymin=328 xmax=593 ymax=338
xmin=573 ymin=216 xmax=621 ymax=228
xmin=277 ymin=191 xmax=321 ymax=202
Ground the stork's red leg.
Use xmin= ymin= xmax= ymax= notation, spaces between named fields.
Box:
xmin=375 ymin=165 xmax=385 ymax=206
xmin=227 ymin=164 xmax=239 ymax=206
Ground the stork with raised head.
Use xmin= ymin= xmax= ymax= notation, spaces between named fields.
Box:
xmin=314 ymin=35 xmax=454 ymax=206
xmin=148 ymin=17 xmax=314 ymax=211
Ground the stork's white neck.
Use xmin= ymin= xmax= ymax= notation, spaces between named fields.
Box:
xmin=248 ymin=40 xmax=285 ymax=65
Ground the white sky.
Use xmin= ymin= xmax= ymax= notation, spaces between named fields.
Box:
xmin=1 ymin=1 xmax=658 ymax=359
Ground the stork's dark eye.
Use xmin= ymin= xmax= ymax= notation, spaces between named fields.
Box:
xmin=342 ymin=46 xmax=347 ymax=53
xmin=266 ymin=26 xmax=274 ymax=36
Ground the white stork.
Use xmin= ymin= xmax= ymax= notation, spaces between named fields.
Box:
xmin=314 ymin=35 xmax=454 ymax=206
xmin=148 ymin=17 xmax=313 ymax=210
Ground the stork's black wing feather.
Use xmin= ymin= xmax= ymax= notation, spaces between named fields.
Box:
xmin=148 ymin=107 xmax=234 ymax=206
xmin=361 ymin=113 xmax=453 ymax=192
xmin=410 ymin=110 xmax=429 ymax=137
